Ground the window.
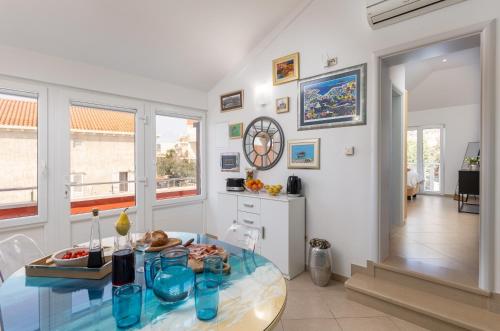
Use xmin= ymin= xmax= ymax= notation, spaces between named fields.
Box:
xmin=70 ymin=104 xmax=136 ymax=214
xmin=71 ymin=173 xmax=84 ymax=195
xmin=0 ymin=91 xmax=39 ymax=220
xmin=407 ymin=126 xmax=444 ymax=194
xmin=119 ymin=171 xmax=129 ymax=192
xmin=155 ymin=115 xmax=200 ymax=200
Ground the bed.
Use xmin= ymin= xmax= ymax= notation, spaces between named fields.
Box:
xmin=407 ymin=169 xmax=421 ymax=200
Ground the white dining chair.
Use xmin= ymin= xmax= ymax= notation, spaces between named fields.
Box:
xmin=0 ymin=234 xmax=44 ymax=283
xmin=223 ymin=222 xmax=260 ymax=252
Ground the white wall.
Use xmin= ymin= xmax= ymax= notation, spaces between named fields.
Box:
xmin=408 ymin=104 xmax=480 ymax=195
xmin=205 ymin=0 xmax=500 ymax=291
xmin=0 ymin=45 xmax=207 ymax=110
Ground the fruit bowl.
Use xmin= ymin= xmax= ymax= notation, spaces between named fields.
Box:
xmin=245 ymin=179 xmax=264 ymax=193
xmin=264 ymin=184 xmax=283 ymax=196
xmin=51 ymin=247 xmax=89 ymax=267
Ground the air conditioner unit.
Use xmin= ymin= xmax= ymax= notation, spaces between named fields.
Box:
xmin=367 ymin=0 xmax=466 ymax=29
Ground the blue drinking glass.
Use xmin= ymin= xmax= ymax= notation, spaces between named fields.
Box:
xmin=203 ymin=255 xmax=224 ymax=284
xmin=195 ymin=280 xmax=219 ymax=321
xmin=144 ymin=255 xmax=161 ymax=289
xmin=112 ymin=284 xmax=142 ymax=328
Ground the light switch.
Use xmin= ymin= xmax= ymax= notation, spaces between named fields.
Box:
xmin=345 ymin=146 xmax=355 ymax=156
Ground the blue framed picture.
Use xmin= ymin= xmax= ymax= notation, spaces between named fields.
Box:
xmin=298 ymin=63 xmax=366 ymax=130
xmin=287 ymin=139 xmax=320 ymax=169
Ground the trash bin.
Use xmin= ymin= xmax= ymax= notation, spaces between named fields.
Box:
xmin=308 ymin=238 xmax=332 ymax=287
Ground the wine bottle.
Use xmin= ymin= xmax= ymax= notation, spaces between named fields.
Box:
xmin=87 ymin=208 xmax=104 ymax=268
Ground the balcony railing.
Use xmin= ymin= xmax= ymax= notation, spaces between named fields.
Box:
xmin=0 ymin=177 xmax=199 ymax=219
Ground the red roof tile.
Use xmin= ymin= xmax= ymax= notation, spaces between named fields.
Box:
xmin=0 ymin=99 xmax=134 ymax=133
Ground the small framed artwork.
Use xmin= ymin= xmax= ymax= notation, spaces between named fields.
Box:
xmin=220 ymin=90 xmax=244 ymax=112
xmin=272 ymin=52 xmax=300 ymax=85
xmin=275 ymin=97 xmax=289 ymax=114
xmin=228 ymin=123 xmax=243 ymax=139
xmin=298 ymin=63 xmax=367 ymax=130
xmin=220 ymin=152 xmax=240 ymax=172
xmin=287 ymin=139 xmax=320 ymax=169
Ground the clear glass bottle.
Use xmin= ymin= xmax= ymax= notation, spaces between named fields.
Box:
xmin=87 ymin=208 xmax=104 ymax=268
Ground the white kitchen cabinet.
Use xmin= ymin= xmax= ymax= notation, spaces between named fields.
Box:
xmin=215 ymin=193 xmax=237 ymax=239
xmin=216 ymin=191 xmax=305 ymax=279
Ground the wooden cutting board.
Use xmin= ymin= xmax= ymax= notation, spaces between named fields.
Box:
xmin=187 ymin=244 xmax=230 ymax=273
xmin=145 ymin=238 xmax=182 ymax=252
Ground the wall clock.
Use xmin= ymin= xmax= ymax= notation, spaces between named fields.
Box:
xmin=242 ymin=116 xmax=284 ymax=170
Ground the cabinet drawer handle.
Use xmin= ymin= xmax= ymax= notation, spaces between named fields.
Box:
xmin=243 ymin=203 xmax=254 ymax=208
xmin=261 ymin=226 xmax=265 ymax=240
xmin=243 ymin=219 xmax=254 ymax=225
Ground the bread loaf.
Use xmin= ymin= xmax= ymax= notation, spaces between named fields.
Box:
xmin=143 ymin=230 xmax=169 ymax=247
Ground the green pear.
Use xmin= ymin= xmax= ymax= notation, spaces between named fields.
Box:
xmin=115 ymin=208 xmax=131 ymax=236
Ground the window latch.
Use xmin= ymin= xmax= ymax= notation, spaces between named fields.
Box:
xmin=139 ymin=116 xmax=149 ymax=125
xmin=137 ymin=178 xmax=148 ymax=187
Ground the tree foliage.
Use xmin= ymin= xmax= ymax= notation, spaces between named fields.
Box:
xmin=157 ymin=149 xmax=196 ymax=178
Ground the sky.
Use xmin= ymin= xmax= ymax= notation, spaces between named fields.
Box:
xmin=156 ymin=116 xmax=191 ymax=144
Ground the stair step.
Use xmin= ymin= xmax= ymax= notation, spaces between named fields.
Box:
xmin=346 ymin=273 xmax=500 ymax=331
xmin=373 ymin=262 xmax=490 ymax=309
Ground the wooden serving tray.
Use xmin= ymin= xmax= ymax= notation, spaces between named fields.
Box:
xmin=26 ymin=255 xmax=112 ymax=280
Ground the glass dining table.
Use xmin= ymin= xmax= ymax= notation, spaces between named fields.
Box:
xmin=0 ymin=232 xmax=286 ymax=331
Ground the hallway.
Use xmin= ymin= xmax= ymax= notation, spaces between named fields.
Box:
xmin=385 ymin=195 xmax=479 ymax=287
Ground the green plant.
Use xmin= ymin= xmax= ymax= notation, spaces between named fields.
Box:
xmin=465 ymin=156 xmax=480 ymax=165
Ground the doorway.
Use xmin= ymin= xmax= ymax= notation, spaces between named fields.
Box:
xmin=376 ymin=23 xmax=495 ymax=291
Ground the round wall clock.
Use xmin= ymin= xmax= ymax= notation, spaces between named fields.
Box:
xmin=242 ymin=116 xmax=284 ymax=170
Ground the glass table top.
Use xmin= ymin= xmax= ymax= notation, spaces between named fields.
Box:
xmin=0 ymin=232 xmax=286 ymax=331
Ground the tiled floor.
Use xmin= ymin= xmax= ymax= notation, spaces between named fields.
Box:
xmin=277 ymin=272 xmax=428 ymax=331
xmin=385 ymin=195 xmax=479 ymax=287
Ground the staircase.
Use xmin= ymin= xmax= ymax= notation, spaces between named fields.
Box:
xmin=345 ymin=261 xmax=500 ymax=331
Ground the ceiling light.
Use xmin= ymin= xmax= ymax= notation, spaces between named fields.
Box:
xmin=442 ymin=58 xmax=448 ymax=63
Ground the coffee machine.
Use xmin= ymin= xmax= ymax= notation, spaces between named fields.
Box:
xmin=287 ymin=175 xmax=302 ymax=197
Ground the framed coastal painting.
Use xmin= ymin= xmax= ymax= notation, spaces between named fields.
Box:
xmin=220 ymin=90 xmax=244 ymax=112
xmin=287 ymin=138 xmax=320 ymax=169
xmin=276 ymin=97 xmax=289 ymax=114
xmin=298 ymin=63 xmax=367 ymax=130
xmin=272 ymin=52 xmax=300 ymax=85
xmin=228 ymin=122 xmax=243 ymax=139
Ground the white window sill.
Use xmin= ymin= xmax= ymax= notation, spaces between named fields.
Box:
xmin=153 ymin=195 xmax=205 ymax=209
xmin=70 ymin=206 xmax=137 ymax=223
xmin=0 ymin=216 xmax=47 ymax=230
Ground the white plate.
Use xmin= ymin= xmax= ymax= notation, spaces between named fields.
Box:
xmin=51 ymin=247 xmax=89 ymax=267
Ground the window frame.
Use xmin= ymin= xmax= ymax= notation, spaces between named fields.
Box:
xmin=0 ymin=80 xmax=48 ymax=229
xmin=59 ymin=90 xmax=145 ymax=223
xmin=151 ymin=104 xmax=206 ymax=207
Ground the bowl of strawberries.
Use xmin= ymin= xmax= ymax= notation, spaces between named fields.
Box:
xmin=245 ymin=178 xmax=264 ymax=193
xmin=51 ymin=247 xmax=89 ymax=267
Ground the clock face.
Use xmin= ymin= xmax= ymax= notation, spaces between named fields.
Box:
xmin=243 ymin=117 xmax=284 ymax=170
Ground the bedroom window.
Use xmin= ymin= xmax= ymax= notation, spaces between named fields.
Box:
xmin=407 ymin=125 xmax=444 ymax=194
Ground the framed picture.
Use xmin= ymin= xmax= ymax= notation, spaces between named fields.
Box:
xmin=220 ymin=152 xmax=240 ymax=172
xmin=298 ymin=63 xmax=367 ymax=130
xmin=272 ymin=52 xmax=300 ymax=85
xmin=287 ymin=139 xmax=320 ymax=169
xmin=275 ymin=97 xmax=289 ymax=114
xmin=228 ymin=123 xmax=243 ymax=139
xmin=220 ymin=90 xmax=244 ymax=112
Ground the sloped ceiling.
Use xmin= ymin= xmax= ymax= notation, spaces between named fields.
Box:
xmin=0 ymin=0 xmax=305 ymax=91
xmin=406 ymin=47 xmax=480 ymax=112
